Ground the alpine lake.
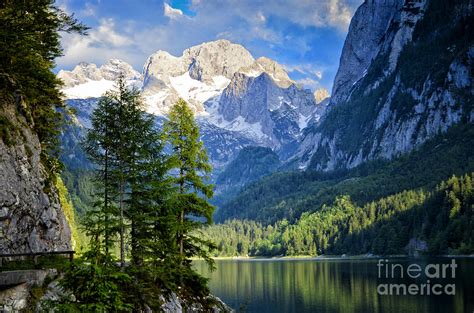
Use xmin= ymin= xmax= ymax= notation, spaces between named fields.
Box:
xmin=194 ymin=257 xmax=474 ymax=313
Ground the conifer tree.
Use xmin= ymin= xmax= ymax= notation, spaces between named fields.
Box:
xmin=84 ymin=75 xmax=169 ymax=266
xmin=83 ymin=84 xmax=123 ymax=260
xmin=163 ymin=99 xmax=216 ymax=268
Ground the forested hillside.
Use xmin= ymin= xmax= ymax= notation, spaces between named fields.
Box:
xmin=215 ymin=123 xmax=474 ymax=224
xmin=202 ymin=172 xmax=474 ymax=256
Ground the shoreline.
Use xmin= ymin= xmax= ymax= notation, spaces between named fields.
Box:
xmin=192 ymin=254 xmax=474 ymax=261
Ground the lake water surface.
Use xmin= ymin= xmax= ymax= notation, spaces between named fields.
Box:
xmin=194 ymin=258 xmax=474 ymax=313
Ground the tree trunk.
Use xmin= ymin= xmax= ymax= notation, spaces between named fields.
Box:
xmin=180 ymin=209 xmax=184 ymax=257
xmin=179 ymin=166 xmax=184 ymax=260
xmin=104 ymin=147 xmax=109 ymax=256
xmin=120 ymin=176 xmax=125 ymax=268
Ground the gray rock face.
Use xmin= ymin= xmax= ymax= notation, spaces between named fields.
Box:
xmin=295 ymin=0 xmax=474 ymax=171
xmin=160 ymin=292 xmax=232 ymax=313
xmin=197 ymin=120 xmax=256 ymax=169
xmin=0 ymin=102 xmax=71 ymax=254
xmin=217 ymin=72 xmax=323 ymax=158
xmin=0 ymin=269 xmax=58 ymax=312
xmin=330 ymin=0 xmax=404 ymax=105
xmin=184 ymin=39 xmax=255 ymax=82
xmin=239 ymin=57 xmax=294 ymax=88
xmin=0 ymin=283 xmax=30 ymax=312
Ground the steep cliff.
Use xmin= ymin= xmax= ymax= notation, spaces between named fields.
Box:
xmin=0 ymin=94 xmax=71 ymax=254
xmin=296 ymin=0 xmax=473 ymax=171
xmin=330 ymin=0 xmax=404 ymax=105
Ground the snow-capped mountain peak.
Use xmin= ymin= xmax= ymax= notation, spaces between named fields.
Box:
xmin=140 ymin=39 xmax=257 ymax=115
xmin=58 ymin=40 xmax=329 ymax=169
xmin=58 ymin=59 xmax=142 ymax=99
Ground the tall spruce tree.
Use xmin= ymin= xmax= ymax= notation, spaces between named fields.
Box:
xmin=56 ymin=76 xmax=177 ymax=311
xmin=83 ymin=75 xmax=165 ymax=265
xmin=83 ymin=82 xmax=123 ymax=260
xmin=83 ymin=88 xmax=119 ymax=258
xmin=163 ymin=99 xmax=216 ymax=268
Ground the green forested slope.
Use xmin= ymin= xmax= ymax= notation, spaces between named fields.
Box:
xmin=215 ymin=123 xmax=474 ymax=224
xmin=202 ymin=172 xmax=474 ymax=256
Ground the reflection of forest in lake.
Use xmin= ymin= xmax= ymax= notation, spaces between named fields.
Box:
xmin=194 ymin=258 xmax=474 ymax=313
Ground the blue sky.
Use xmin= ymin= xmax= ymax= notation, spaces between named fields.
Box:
xmin=56 ymin=0 xmax=362 ymax=92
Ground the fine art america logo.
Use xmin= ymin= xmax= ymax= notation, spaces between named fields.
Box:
xmin=377 ymin=259 xmax=457 ymax=296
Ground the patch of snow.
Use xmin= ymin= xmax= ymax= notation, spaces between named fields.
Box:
xmin=203 ymin=95 xmax=267 ymax=141
xmin=269 ymin=73 xmax=281 ymax=82
xmin=221 ymin=116 xmax=267 ymax=140
xmin=62 ymin=79 xmax=115 ymax=99
xmin=144 ymin=91 xmax=170 ymax=115
xmin=244 ymin=69 xmax=261 ymax=77
xmin=212 ymin=76 xmax=231 ymax=89
xmin=62 ymin=78 xmax=142 ymax=99
xmin=298 ymin=113 xmax=311 ymax=130
xmin=278 ymin=96 xmax=284 ymax=105
xmin=167 ymin=72 xmax=230 ymax=115
xmin=169 ymin=72 xmax=208 ymax=100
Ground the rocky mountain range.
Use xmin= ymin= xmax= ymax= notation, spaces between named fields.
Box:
xmin=58 ymin=39 xmax=328 ymax=170
xmin=57 ymin=0 xmax=473 ymax=210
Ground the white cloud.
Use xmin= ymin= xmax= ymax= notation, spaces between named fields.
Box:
xmin=284 ymin=63 xmax=324 ymax=79
xmin=57 ymin=0 xmax=361 ymax=79
xmin=57 ymin=18 xmax=140 ymax=69
xmin=81 ymin=2 xmax=97 ymax=17
xmin=283 ymin=63 xmax=328 ymax=91
xmin=257 ymin=12 xmax=266 ymax=23
xmin=164 ymin=3 xmax=184 ymax=20
xmin=327 ymin=0 xmax=353 ymax=30
xmin=192 ymin=0 xmax=360 ymax=32
xmin=93 ymin=18 xmax=131 ymax=46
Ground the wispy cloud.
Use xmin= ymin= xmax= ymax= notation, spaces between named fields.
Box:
xmin=59 ymin=18 xmax=141 ymax=67
xmin=284 ymin=63 xmax=325 ymax=80
xmin=295 ymin=77 xmax=322 ymax=90
xmin=198 ymin=0 xmax=358 ymax=32
xmin=81 ymin=2 xmax=97 ymax=17
xmin=163 ymin=3 xmax=184 ymax=20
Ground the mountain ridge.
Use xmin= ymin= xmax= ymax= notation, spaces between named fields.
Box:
xmin=58 ymin=39 xmax=328 ymax=170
